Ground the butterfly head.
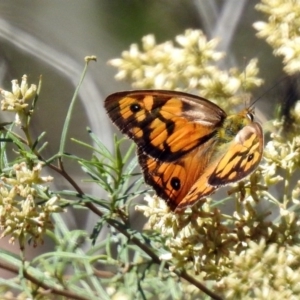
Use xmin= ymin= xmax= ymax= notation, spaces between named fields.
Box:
xmin=240 ymin=106 xmax=257 ymax=127
xmin=245 ymin=107 xmax=255 ymax=122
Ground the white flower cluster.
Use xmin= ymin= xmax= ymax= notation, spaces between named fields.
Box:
xmin=0 ymin=162 xmax=63 ymax=246
xmin=0 ymin=74 xmax=37 ymax=125
xmin=110 ymin=29 xmax=263 ymax=112
xmin=254 ymin=0 xmax=300 ymax=74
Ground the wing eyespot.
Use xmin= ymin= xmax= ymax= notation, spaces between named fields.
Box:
xmin=248 ymin=154 xmax=254 ymax=161
xmin=130 ymin=103 xmax=142 ymax=113
xmin=170 ymin=177 xmax=181 ymax=191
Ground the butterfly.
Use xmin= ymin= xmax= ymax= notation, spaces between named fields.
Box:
xmin=104 ymin=90 xmax=264 ymax=212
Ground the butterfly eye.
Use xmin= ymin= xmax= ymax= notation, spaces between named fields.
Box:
xmin=170 ymin=177 xmax=181 ymax=190
xmin=246 ymin=112 xmax=254 ymax=121
xmin=130 ymin=103 xmax=142 ymax=113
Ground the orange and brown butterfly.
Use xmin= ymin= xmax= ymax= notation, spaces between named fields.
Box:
xmin=104 ymin=90 xmax=264 ymax=212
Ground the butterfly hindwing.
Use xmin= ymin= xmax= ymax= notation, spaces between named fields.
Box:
xmin=137 ymin=146 xmax=216 ymax=211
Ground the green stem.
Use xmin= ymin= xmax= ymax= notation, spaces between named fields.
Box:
xmin=283 ymin=169 xmax=291 ymax=208
xmin=59 ymin=58 xmax=96 ymax=158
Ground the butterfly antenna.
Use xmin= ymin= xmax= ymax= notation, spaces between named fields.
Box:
xmin=249 ymin=75 xmax=289 ymax=109
xmin=242 ymin=57 xmax=247 ymax=108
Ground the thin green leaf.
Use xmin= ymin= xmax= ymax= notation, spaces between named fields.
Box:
xmin=59 ymin=59 xmax=95 ymax=157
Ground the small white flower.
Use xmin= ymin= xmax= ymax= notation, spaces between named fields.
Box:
xmin=159 ymin=252 xmax=172 ymax=260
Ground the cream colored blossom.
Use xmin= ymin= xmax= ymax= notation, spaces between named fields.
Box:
xmin=254 ymin=0 xmax=300 ymax=74
xmin=109 ymin=29 xmax=263 ymax=112
xmin=0 ymin=162 xmax=63 ymax=246
xmin=0 ymin=74 xmax=37 ymax=125
xmin=216 ymin=241 xmax=300 ymax=299
xmin=261 ymin=116 xmax=300 ymax=209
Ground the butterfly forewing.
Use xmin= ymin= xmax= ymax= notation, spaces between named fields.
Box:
xmin=208 ymin=122 xmax=263 ymax=186
xmin=175 ymin=122 xmax=263 ymax=211
xmin=105 ymin=90 xmax=227 ymax=162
